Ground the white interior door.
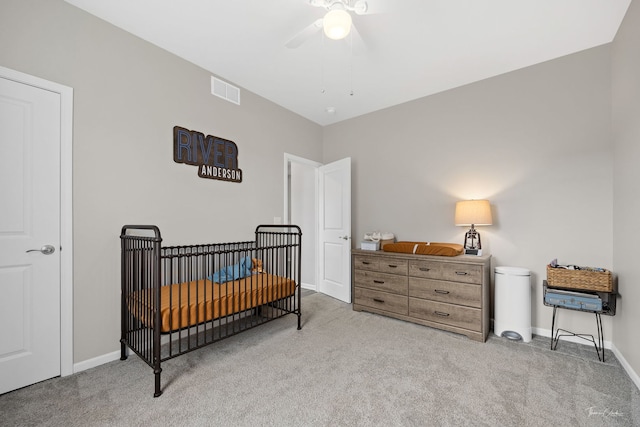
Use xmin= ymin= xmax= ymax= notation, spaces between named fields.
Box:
xmin=318 ymin=158 xmax=351 ymax=303
xmin=0 ymin=76 xmax=62 ymax=394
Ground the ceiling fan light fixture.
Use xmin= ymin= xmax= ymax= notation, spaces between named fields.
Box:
xmin=323 ymin=9 xmax=352 ymax=40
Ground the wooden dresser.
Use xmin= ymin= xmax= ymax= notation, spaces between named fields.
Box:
xmin=352 ymin=249 xmax=491 ymax=342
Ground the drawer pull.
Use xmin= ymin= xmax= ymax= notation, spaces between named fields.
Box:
xmin=434 ymin=289 xmax=450 ymax=294
xmin=373 ymin=298 xmax=385 ymax=303
xmin=434 ymin=311 xmax=450 ymax=317
xmin=388 ymin=265 xmax=398 ymax=268
xmin=373 ymin=280 xmax=385 ymax=284
xmin=419 ymin=267 xmax=431 ymax=272
xmin=455 ymin=271 xmax=468 ymax=276
xmin=362 ymin=261 xmax=371 ymax=265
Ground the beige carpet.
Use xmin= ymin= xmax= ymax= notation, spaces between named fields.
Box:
xmin=1 ymin=292 xmax=638 ymax=426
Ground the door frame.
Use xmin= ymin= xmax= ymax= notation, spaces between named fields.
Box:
xmin=0 ymin=66 xmax=74 ymax=377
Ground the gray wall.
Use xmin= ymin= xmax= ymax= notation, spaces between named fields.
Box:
xmin=0 ymin=0 xmax=323 ymax=362
xmin=612 ymin=0 xmax=640 ymax=384
xmin=323 ymin=46 xmax=614 ymax=342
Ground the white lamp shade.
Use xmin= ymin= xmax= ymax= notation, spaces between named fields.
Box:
xmin=323 ymin=9 xmax=352 ymax=40
xmin=455 ymin=200 xmax=493 ymax=226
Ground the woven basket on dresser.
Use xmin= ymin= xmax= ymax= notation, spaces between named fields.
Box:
xmin=546 ymin=265 xmax=613 ymax=292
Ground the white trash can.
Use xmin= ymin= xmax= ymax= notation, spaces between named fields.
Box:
xmin=494 ymin=266 xmax=531 ymax=342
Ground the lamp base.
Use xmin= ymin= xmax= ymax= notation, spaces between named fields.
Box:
xmin=464 ymin=248 xmax=482 ymax=256
xmin=463 ymin=227 xmax=482 ymax=254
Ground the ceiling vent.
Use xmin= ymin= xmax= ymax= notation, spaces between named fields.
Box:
xmin=211 ymin=76 xmax=240 ymax=105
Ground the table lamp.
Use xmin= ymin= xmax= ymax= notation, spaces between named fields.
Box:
xmin=455 ymin=199 xmax=492 ymax=255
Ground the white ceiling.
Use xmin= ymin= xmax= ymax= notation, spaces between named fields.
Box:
xmin=64 ymin=0 xmax=631 ymax=126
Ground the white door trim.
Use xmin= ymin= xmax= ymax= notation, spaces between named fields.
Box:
xmin=0 ymin=66 xmax=74 ymax=377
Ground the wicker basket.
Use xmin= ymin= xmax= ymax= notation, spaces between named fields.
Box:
xmin=546 ymin=265 xmax=613 ymax=292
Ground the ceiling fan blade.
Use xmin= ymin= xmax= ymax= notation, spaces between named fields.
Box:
xmin=285 ymin=18 xmax=323 ymax=49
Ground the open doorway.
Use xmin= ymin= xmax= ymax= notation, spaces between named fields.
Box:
xmin=284 ymin=154 xmax=320 ymax=291
xmin=284 ymin=154 xmax=352 ymax=303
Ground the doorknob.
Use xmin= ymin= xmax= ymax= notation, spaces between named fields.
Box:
xmin=339 ymin=236 xmax=351 ymax=240
xmin=26 ymin=245 xmax=56 ymax=255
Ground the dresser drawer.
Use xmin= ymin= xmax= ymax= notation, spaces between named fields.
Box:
xmin=355 ymin=287 xmax=408 ymax=315
xmin=409 ymin=298 xmax=481 ymax=332
xmin=354 ymin=255 xmax=408 ymax=275
xmin=409 ymin=277 xmax=481 ymax=308
xmin=409 ymin=260 xmax=482 ymax=284
xmin=376 ymin=258 xmax=408 ymax=275
xmin=353 ymin=255 xmax=380 ymax=272
xmin=354 ymin=270 xmax=408 ymax=295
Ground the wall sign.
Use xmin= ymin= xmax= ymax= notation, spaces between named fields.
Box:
xmin=173 ymin=126 xmax=242 ymax=183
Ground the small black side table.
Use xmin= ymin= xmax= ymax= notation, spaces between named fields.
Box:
xmin=543 ymin=280 xmax=616 ymax=362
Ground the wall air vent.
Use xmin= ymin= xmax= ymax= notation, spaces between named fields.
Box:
xmin=211 ymin=76 xmax=240 ymax=105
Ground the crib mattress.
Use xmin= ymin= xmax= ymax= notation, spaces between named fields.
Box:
xmin=129 ymin=273 xmax=296 ymax=333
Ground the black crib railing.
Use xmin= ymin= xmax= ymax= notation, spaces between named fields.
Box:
xmin=120 ymin=225 xmax=302 ymax=397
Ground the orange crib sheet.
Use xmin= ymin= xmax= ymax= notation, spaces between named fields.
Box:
xmin=129 ymin=273 xmax=296 ymax=332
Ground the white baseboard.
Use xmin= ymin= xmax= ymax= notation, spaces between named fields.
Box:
xmin=73 ymin=350 xmax=125 ymax=374
xmin=301 ymin=282 xmax=316 ymax=291
xmin=611 ymin=343 xmax=640 ymax=391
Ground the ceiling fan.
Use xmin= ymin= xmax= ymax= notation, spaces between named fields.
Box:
xmin=285 ymin=0 xmax=371 ymax=49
